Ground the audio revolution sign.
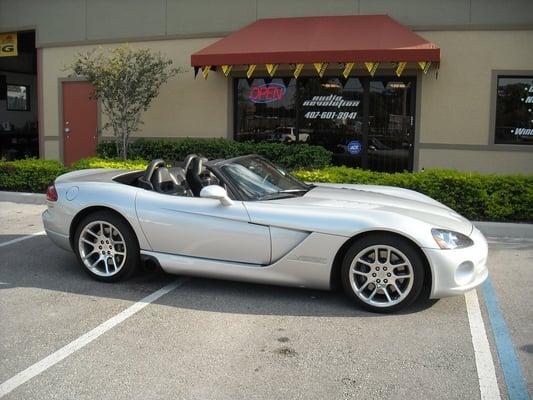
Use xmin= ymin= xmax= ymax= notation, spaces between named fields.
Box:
xmin=302 ymin=94 xmax=359 ymax=120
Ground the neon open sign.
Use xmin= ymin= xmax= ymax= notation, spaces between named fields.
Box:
xmin=248 ymin=83 xmax=286 ymax=103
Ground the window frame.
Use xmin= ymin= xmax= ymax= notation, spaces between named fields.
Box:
xmin=490 ymin=70 xmax=533 ymax=148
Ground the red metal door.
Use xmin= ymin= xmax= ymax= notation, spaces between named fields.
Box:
xmin=62 ymin=81 xmax=97 ymax=165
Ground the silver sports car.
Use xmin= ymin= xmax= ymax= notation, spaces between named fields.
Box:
xmin=43 ymin=154 xmax=488 ymax=313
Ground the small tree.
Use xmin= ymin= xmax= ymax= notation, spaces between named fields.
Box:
xmin=69 ymin=46 xmax=180 ymax=159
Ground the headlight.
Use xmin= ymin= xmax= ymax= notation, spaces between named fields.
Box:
xmin=431 ymin=229 xmax=474 ymax=250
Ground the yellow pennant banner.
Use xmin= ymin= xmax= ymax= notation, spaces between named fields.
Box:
xmin=395 ymin=62 xmax=407 ymax=77
xmin=202 ymin=66 xmax=211 ymax=80
xmin=314 ymin=62 xmax=328 ymax=78
xmin=365 ymin=62 xmax=379 ymax=77
xmin=266 ymin=64 xmax=278 ymax=77
xmin=342 ymin=62 xmax=355 ymax=79
xmin=221 ymin=65 xmax=232 ymax=77
xmin=246 ymin=64 xmax=256 ymax=79
xmin=418 ymin=61 xmax=432 ymax=74
xmin=293 ymin=63 xmax=304 ymax=79
xmin=0 ymin=32 xmax=17 ymax=57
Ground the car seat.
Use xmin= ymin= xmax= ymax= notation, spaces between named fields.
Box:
xmin=169 ymin=166 xmax=193 ymax=197
xmin=150 ymin=166 xmax=179 ymax=195
xmin=186 ymin=157 xmax=206 ymax=197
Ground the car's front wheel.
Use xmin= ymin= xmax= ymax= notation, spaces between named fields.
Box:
xmin=341 ymin=233 xmax=425 ymax=313
xmin=74 ymin=211 xmax=139 ymax=282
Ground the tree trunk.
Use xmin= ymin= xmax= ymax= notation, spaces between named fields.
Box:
xmin=115 ymin=137 xmax=121 ymax=159
xmin=123 ymin=133 xmax=128 ymax=160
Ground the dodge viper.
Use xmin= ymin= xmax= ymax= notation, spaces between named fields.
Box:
xmin=43 ymin=154 xmax=488 ymax=313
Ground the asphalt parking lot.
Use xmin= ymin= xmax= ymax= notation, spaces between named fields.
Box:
xmin=0 ymin=200 xmax=531 ymax=400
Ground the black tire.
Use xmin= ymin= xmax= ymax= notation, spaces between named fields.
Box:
xmin=340 ymin=233 xmax=425 ymax=313
xmin=73 ymin=210 xmax=140 ymax=282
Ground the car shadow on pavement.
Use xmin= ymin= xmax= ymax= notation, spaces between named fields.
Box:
xmin=0 ymin=235 xmax=438 ymax=318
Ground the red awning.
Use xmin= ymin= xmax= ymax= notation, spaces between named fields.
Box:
xmin=191 ymin=15 xmax=440 ymax=67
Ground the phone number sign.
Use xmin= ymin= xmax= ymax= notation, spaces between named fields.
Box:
xmin=302 ymin=94 xmax=359 ymax=120
xmin=304 ymin=111 xmax=358 ymax=120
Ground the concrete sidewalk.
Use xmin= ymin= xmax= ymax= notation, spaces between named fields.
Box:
xmin=0 ymin=191 xmax=46 ymax=205
xmin=474 ymin=221 xmax=533 ymax=240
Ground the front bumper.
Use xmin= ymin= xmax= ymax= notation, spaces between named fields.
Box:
xmin=425 ymin=227 xmax=488 ymax=299
xmin=42 ymin=208 xmax=71 ymax=251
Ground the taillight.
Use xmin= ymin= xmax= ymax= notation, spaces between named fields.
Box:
xmin=46 ymin=184 xmax=58 ymax=202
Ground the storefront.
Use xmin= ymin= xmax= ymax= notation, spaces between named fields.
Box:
xmin=191 ymin=15 xmax=437 ymax=173
xmin=2 ymin=0 xmax=532 ymax=174
xmin=0 ymin=31 xmax=38 ymax=160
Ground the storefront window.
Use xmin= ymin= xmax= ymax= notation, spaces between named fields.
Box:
xmin=234 ymin=76 xmax=416 ymax=172
xmin=495 ymin=75 xmax=533 ymax=145
xmin=299 ymin=77 xmax=364 ymax=168
xmin=235 ymin=78 xmax=296 ymax=142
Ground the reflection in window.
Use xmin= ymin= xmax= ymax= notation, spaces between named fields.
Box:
xmin=298 ymin=77 xmax=365 ymax=168
xmin=7 ymin=84 xmax=30 ymax=111
xmin=368 ymin=79 xmax=414 ymax=172
xmin=495 ymin=76 xmax=533 ymax=145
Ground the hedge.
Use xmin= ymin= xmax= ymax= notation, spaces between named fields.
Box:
xmin=71 ymin=157 xmax=147 ymax=171
xmin=97 ymin=138 xmax=332 ymax=170
xmin=0 ymin=158 xmax=66 ymax=193
xmin=0 ymin=158 xmax=148 ymax=193
xmin=1 ymin=158 xmax=532 ymax=222
xmin=293 ymin=166 xmax=533 ymax=222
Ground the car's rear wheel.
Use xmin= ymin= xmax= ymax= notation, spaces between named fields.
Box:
xmin=341 ymin=233 xmax=425 ymax=313
xmin=74 ymin=211 xmax=139 ymax=282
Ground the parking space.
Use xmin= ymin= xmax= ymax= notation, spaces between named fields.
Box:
xmin=482 ymin=238 xmax=533 ymax=396
xmin=0 ymin=201 xmax=531 ymax=399
xmin=0 ymin=202 xmax=46 ymax=242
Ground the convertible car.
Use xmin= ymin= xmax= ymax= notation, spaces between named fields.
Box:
xmin=43 ymin=154 xmax=488 ymax=313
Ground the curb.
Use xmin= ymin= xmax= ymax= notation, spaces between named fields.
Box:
xmin=0 ymin=191 xmax=46 ymax=205
xmin=474 ymin=221 xmax=533 ymax=240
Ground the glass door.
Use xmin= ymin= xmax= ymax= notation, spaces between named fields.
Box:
xmin=367 ymin=78 xmax=416 ymax=172
xmin=298 ymin=77 xmax=365 ymax=168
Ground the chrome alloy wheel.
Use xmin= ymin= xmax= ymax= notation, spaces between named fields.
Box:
xmin=348 ymin=245 xmax=414 ymax=308
xmin=78 ymin=221 xmax=127 ymax=277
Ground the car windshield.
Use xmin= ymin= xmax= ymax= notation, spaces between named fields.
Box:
xmin=220 ymin=157 xmax=311 ymax=200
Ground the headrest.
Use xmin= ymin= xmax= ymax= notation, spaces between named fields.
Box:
xmin=169 ymin=166 xmax=187 ymax=183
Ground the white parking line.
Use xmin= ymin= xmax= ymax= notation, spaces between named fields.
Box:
xmin=0 ymin=278 xmax=186 ymax=398
xmin=465 ymin=289 xmax=502 ymax=400
xmin=0 ymin=231 xmax=45 ymax=248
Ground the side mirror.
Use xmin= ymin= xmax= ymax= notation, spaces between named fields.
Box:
xmin=200 ymin=185 xmax=234 ymax=206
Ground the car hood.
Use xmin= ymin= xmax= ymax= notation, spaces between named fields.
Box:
xmin=272 ymin=185 xmax=473 ymax=236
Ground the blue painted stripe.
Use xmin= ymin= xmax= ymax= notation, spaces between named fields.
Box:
xmin=482 ymin=277 xmax=531 ymax=400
